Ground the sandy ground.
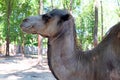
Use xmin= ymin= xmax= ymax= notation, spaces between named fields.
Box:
xmin=0 ymin=55 xmax=56 ymax=80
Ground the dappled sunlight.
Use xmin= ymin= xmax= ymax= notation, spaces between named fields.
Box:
xmin=0 ymin=56 xmax=56 ymax=80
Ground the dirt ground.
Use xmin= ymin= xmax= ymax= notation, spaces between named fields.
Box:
xmin=0 ymin=55 xmax=56 ymax=80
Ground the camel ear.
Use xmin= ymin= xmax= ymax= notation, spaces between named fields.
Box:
xmin=61 ymin=14 xmax=70 ymax=21
xmin=42 ymin=14 xmax=52 ymax=23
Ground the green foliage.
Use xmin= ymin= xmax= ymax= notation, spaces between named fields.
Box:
xmin=0 ymin=0 xmax=39 ymax=45
xmin=116 ymin=0 xmax=120 ymax=17
xmin=75 ymin=1 xmax=94 ymax=50
xmin=0 ymin=0 xmax=119 ymax=50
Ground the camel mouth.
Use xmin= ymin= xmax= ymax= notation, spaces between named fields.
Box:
xmin=20 ymin=23 xmax=33 ymax=29
xmin=22 ymin=28 xmax=38 ymax=34
xmin=20 ymin=24 xmax=38 ymax=34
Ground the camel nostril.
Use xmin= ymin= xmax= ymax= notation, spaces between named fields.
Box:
xmin=23 ymin=18 xmax=29 ymax=22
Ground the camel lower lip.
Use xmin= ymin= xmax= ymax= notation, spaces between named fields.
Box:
xmin=21 ymin=27 xmax=37 ymax=34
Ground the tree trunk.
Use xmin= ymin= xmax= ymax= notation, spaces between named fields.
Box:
xmin=69 ymin=0 xmax=73 ymax=13
xmin=21 ymin=32 xmax=25 ymax=57
xmin=117 ymin=0 xmax=120 ymax=17
xmin=51 ymin=0 xmax=54 ymax=9
xmin=62 ymin=0 xmax=66 ymax=9
xmin=100 ymin=0 xmax=103 ymax=39
xmin=5 ymin=0 xmax=13 ymax=56
xmin=117 ymin=0 xmax=120 ymax=10
xmin=37 ymin=0 xmax=43 ymax=65
xmin=93 ymin=0 xmax=98 ymax=47
xmin=6 ymin=36 xmax=9 ymax=56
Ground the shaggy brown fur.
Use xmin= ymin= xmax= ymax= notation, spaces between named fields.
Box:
xmin=20 ymin=9 xmax=120 ymax=80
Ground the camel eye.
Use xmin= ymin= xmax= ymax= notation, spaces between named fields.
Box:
xmin=42 ymin=14 xmax=51 ymax=23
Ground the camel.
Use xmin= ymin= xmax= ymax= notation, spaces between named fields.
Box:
xmin=20 ymin=9 xmax=120 ymax=80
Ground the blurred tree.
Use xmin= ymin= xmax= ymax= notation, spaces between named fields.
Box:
xmin=0 ymin=0 xmax=119 ymax=55
xmin=37 ymin=0 xmax=43 ymax=65
xmin=3 ymin=0 xmax=16 ymax=56
xmin=51 ymin=0 xmax=54 ymax=8
xmin=69 ymin=0 xmax=73 ymax=13
xmin=0 ymin=0 xmax=39 ymax=56
xmin=117 ymin=0 xmax=120 ymax=17
xmin=93 ymin=0 xmax=99 ymax=47
xmin=100 ymin=0 xmax=104 ymax=39
xmin=76 ymin=0 xmax=94 ymax=50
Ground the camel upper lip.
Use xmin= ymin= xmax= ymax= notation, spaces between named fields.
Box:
xmin=21 ymin=26 xmax=38 ymax=34
xmin=20 ymin=25 xmax=33 ymax=31
xmin=26 ymin=26 xmax=33 ymax=29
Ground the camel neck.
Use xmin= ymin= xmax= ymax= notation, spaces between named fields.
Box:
xmin=47 ymin=19 xmax=77 ymax=79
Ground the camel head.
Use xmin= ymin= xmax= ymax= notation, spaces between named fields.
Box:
xmin=20 ymin=9 xmax=72 ymax=37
